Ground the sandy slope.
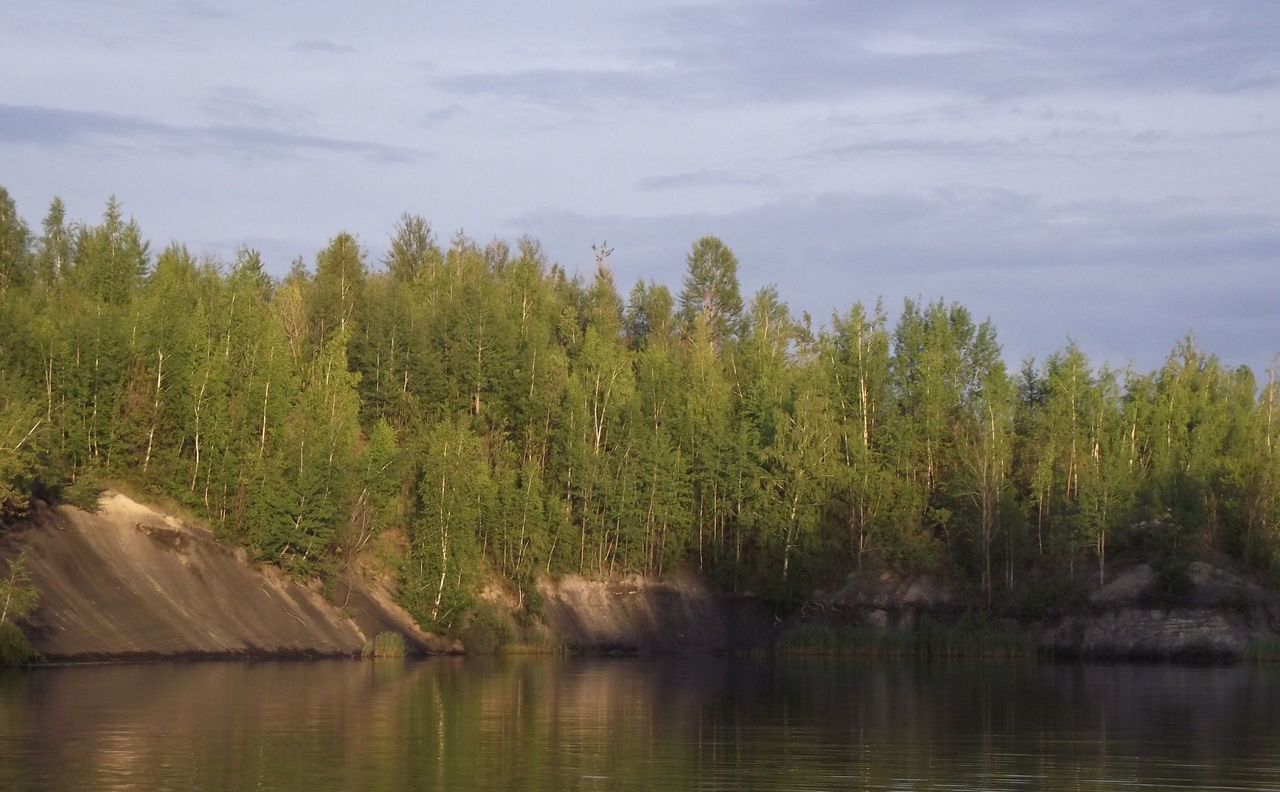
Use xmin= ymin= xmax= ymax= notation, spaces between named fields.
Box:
xmin=1 ymin=492 xmax=455 ymax=660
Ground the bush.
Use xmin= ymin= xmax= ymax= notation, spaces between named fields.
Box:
xmin=1012 ymin=575 xmax=1089 ymax=620
xmin=460 ymin=604 xmax=513 ymax=654
xmin=62 ymin=475 xmax=105 ymax=513
xmin=0 ymin=622 xmax=40 ymax=667
xmin=362 ymin=631 xmax=407 ymax=658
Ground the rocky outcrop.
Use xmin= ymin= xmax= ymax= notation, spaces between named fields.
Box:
xmin=809 ymin=562 xmax=1280 ymax=661
xmin=1050 ymin=561 xmax=1280 ymax=660
xmin=535 ymin=574 xmax=776 ymax=653
xmin=0 ymin=492 xmax=456 ymax=661
xmin=815 ymin=571 xmax=959 ymax=631
xmin=1042 ymin=608 xmax=1254 ymax=660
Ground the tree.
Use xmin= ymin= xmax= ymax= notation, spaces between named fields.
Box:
xmin=0 ymin=381 xmax=48 ymax=517
xmin=409 ymin=417 xmax=492 ymax=626
xmin=0 ymin=553 xmax=39 ymax=625
xmin=678 ymin=236 xmax=743 ymax=349
xmin=0 ymin=187 xmax=32 ymax=297
xmin=625 ymin=280 xmax=675 ymax=350
xmin=820 ymin=302 xmax=894 ymax=568
xmin=958 ymin=341 xmax=1014 ymax=603
xmin=1077 ymin=368 xmax=1135 ymax=585
xmin=70 ymin=196 xmax=149 ymax=305
xmin=311 ymin=232 xmax=367 ymax=343
xmin=767 ymin=376 xmax=836 ymax=587
xmin=34 ymin=197 xmax=71 ymax=288
xmin=385 ymin=213 xmax=442 ymax=284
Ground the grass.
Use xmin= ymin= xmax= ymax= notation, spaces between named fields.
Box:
xmin=777 ymin=616 xmax=1036 ymax=659
xmin=499 ymin=641 xmax=567 ymax=655
xmin=1243 ymin=635 xmax=1280 ymax=662
xmin=362 ymin=631 xmax=407 ymax=658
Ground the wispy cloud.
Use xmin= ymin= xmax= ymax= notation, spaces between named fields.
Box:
xmin=0 ymin=103 xmax=426 ymax=163
xmin=201 ymin=86 xmax=300 ymax=128
xmin=636 ymin=169 xmax=777 ymax=191
xmin=436 ymin=67 xmax=670 ymax=111
xmin=290 ymin=39 xmax=358 ymax=55
xmin=433 ymin=2 xmax=1280 ymax=111
xmin=421 ymin=104 xmax=466 ymax=127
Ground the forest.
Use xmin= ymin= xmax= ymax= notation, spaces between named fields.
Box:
xmin=1 ymin=186 xmax=1278 ymax=632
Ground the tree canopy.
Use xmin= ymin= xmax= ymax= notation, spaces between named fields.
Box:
xmin=1 ymin=187 xmax=1277 ymax=632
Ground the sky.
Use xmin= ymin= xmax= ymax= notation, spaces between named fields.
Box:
xmin=3 ymin=1 xmax=1278 ymax=374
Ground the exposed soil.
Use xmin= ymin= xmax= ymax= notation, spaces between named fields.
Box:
xmin=535 ymin=573 xmax=777 ymax=653
xmin=11 ymin=492 xmax=1272 ymax=663
xmin=1 ymin=492 xmax=455 ymax=661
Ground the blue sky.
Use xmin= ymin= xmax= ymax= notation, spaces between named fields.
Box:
xmin=3 ymin=1 xmax=1278 ymax=373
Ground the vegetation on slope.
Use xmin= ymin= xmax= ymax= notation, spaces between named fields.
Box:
xmin=0 ymin=553 xmax=40 ymax=665
xmin=0 ymin=186 xmax=1278 ymax=640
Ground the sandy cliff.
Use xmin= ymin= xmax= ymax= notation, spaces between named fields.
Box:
xmin=1 ymin=492 xmax=456 ymax=660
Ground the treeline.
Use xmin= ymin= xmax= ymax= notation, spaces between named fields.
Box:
xmin=0 ymin=187 xmax=1278 ymax=628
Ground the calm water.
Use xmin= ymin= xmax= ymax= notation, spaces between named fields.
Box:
xmin=2 ymin=657 xmax=1279 ymax=790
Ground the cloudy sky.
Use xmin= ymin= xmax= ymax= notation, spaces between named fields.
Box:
xmin=3 ymin=1 xmax=1278 ymax=373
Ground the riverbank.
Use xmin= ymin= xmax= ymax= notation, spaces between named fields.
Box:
xmin=5 ymin=493 xmax=1280 ymax=664
xmin=0 ymin=492 xmax=458 ymax=663
xmin=798 ymin=561 xmax=1280 ymax=662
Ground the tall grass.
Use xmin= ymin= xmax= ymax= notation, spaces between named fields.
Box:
xmin=1243 ymin=635 xmax=1280 ymax=662
xmin=362 ymin=631 xmax=407 ymax=658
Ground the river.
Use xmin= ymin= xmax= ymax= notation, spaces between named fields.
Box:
xmin=2 ymin=657 xmax=1278 ymax=790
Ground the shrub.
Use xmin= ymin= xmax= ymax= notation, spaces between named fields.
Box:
xmin=0 ymin=622 xmax=40 ymax=667
xmin=362 ymin=631 xmax=408 ymax=658
xmin=460 ymin=604 xmax=512 ymax=654
xmin=62 ymin=475 xmax=105 ymax=513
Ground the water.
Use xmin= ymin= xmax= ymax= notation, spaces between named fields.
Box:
xmin=2 ymin=657 xmax=1279 ymax=790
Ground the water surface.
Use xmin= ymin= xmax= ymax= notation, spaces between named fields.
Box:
xmin=2 ymin=657 xmax=1278 ymax=790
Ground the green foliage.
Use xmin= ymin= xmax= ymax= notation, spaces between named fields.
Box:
xmin=678 ymin=236 xmax=743 ymax=348
xmin=0 ymin=182 xmax=1277 ymax=628
xmin=61 ymin=476 xmax=105 ymax=513
xmin=0 ymin=553 xmax=40 ymax=625
xmin=0 ymin=622 xmax=40 ymax=666
xmin=1127 ymin=516 xmax=1196 ymax=601
xmin=1010 ymin=574 xmax=1090 ymax=620
xmin=459 ymin=603 xmax=514 ymax=654
xmin=362 ymin=631 xmax=408 ymax=658
xmin=0 ymin=382 xmax=50 ymax=517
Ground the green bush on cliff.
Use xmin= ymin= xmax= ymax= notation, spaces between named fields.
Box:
xmin=61 ymin=476 xmax=105 ymax=513
xmin=0 ymin=553 xmax=42 ymax=666
xmin=460 ymin=604 xmax=513 ymax=654
xmin=0 ymin=622 xmax=40 ymax=666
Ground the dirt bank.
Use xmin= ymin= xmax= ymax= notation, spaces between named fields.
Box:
xmin=534 ymin=574 xmax=777 ymax=653
xmin=0 ymin=493 xmax=456 ymax=661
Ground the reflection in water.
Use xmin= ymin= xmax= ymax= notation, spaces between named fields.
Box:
xmin=2 ymin=657 xmax=1279 ymax=790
